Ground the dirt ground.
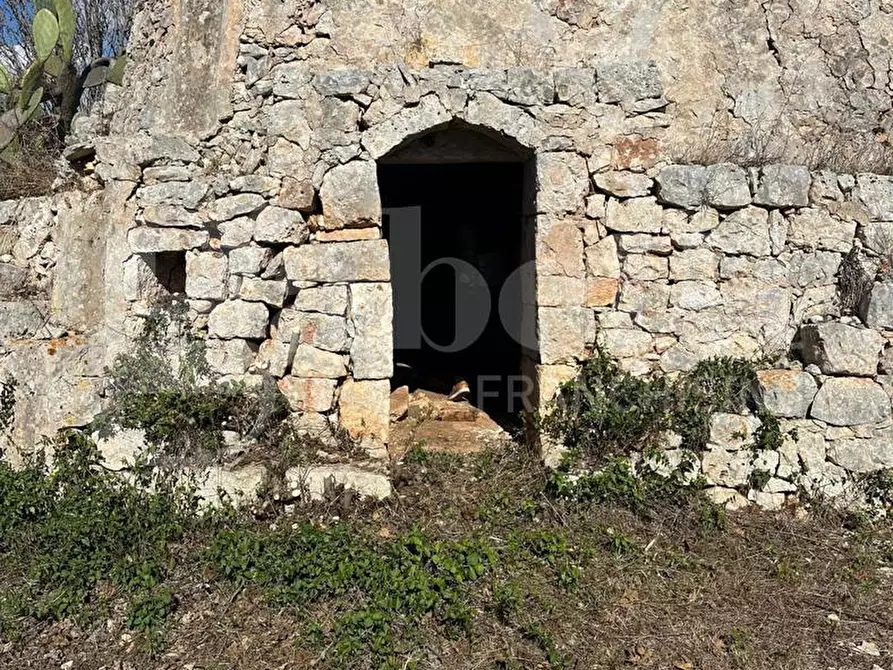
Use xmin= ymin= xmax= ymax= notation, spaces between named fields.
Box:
xmin=1 ymin=435 xmax=891 ymax=670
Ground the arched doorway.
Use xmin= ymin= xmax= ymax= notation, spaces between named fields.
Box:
xmin=377 ymin=122 xmax=537 ymax=424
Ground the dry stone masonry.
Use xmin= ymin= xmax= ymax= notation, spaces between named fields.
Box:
xmin=0 ymin=0 xmax=892 ymax=510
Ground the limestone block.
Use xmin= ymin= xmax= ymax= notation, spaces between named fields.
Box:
xmin=810 ymin=378 xmax=892 ymax=425
xmin=709 ymin=413 xmax=762 ymax=450
xmin=207 ymin=300 xmax=269 ymax=340
xmin=283 ymin=240 xmax=390 ymax=283
xmin=291 ymin=344 xmax=347 ymax=378
xmin=254 ymin=206 xmax=309 ymax=244
xmin=505 ymin=67 xmax=554 ymax=105
xmin=655 ymin=164 xmax=707 ymax=209
xmin=594 ymin=171 xmax=653 ymax=198
xmin=230 ymin=175 xmax=280 ymax=195
xmin=277 ymin=376 xmax=337 ymax=412
xmin=854 ymin=174 xmax=893 ymax=221
xmin=0 ymin=302 xmax=47 ymax=338
xmin=786 ymin=251 xmax=841 ymax=287
xmin=756 ymin=370 xmax=818 ymax=418
xmin=138 ymin=181 xmax=208 ymax=210
xmin=265 ymin=100 xmax=312 ymax=146
xmin=598 ymin=328 xmax=652 ymax=358
xmin=787 ymin=209 xmax=856 ymax=252
xmin=669 ymin=248 xmax=719 ymax=281
xmin=229 ymin=245 xmax=272 ymax=275
xmin=218 ymin=217 xmax=255 ymax=248
xmin=670 ymin=281 xmax=722 ymax=310
xmin=141 ymin=204 xmax=202 ymax=228
xmin=623 ymin=254 xmax=668 ymax=280
xmin=185 ymin=251 xmax=228 ymax=300
xmin=827 ymin=437 xmax=893 ymax=473
xmin=363 ymin=95 xmax=451 ymax=159
xmin=295 ymin=285 xmax=349 ymax=315
xmin=277 ymin=310 xmax=350 ymax=352
xmin=205 ymin=337 xmax=255 ymax=376
xmin=752 ymin=165 xmax=810 ymax=208
xmin=585 ymin=236 xmax=621 ymax=278
xmin=702 ymin=448 xmax=752 ymax=487
xmin=537 ymin=364 xmax=578 ymax=405
xmin=350 ymin=283 xmax=393 ymax=379
xmin=605 ymin=197 xmax=663 ymax=233
xmin=860 ymin=282 xmax=893 ymax=330
xmin=338 ymin=378 xmax=390 ymax=444
xmin=128 ymin=227 xmax=208 ymax=253
xmin=319 ymin=161 xmax=382 ymax=229
xmin=537 ymin=276 xmax=586 ymax=307
xmin=312 ymin=70 xmax=372 ymax=96
xmin=536 ymin=152 xmax=589 ymax=214
xmin=707 ymin=207 xmax=771 ymax=256
xmin=194 ymin=464 xmax=268 ymax=508
xmin=617 ymin=234 xmax=672 ymax=255
xmin=705 ymin=164 xmax=751 ymax=209
xmin=585 ymin=278 xmax=619 ymax=307
xmin=205 ymin=194 xmax=266 ymax=223
xmin=239 ymin=277 xmax=288 ymax=307
xmin=538 ymin=307 xmax=594 ymax=364
xmin=277 ymin=177 xmax=315 ymax=212
xmin=256 ymin=338 xmax=294 ymax=377
xmin=799 ymin=322 xmax=884 ymax=376
xmin=704 ymin=487 xmax=750 ymax=510
xmin=271 ymin=62 xmax=312 ymax=98
xmin=553 ymin=68 xmax=597 ymax=106
xmin=286 ymin=464 xmax=391 ymax=501
xmin=618 ymin=281 xmax=670 ymax=312
xmin=94 ymin=429 xmax=148 ymax=471
xmin=537 ymin=218 xmax=584 ymax=277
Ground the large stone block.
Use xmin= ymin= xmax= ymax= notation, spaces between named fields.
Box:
xmin=538 ymin=306 xmax=594 ymax=364
xmin=319 ymin=161 xmax=382 ymax=229
xmin=585 ymin=235 xmax=621 ymax=278
xmin=277 ymin=310 xmax=350 ymax=352
xmin=295 ymin=285 xmax=349 ymax=315
xmin=254 ymin=206 xmax=309 ymax=244
xmin=787 ymin=209 xmax=856 ymax=252
xmin=287 ymin=464 xmax=391 ymax=500
xmin=752 ymin=165 xmax=810 ymax=208
xmin=350 ymin=283 xmax=394 ymax=379
xmin=756 ymin=370 xmax=818 ymax=418
xmin=605 ymin=197 xmax=663 ymax=233
xmin=265 ymin=100 xmax=312 ymax=146
xmin=810 ymin=378 xmax=892 ymax=426
xmin=827 ymin=437 xmax=893 ymax=473
xmin=283 ymin=240 xmax=390 ymax=283
xmin=594 ymin=171 xmax=653 ymax=198
xmin=799 ymin=322 xmax=884 ymax=376
xmin=229 ymin=245 xmax=272 ymax=275
xmin=854 ymin=174 xmax=893 ymax=222
xmin=185 ymin=251 xmax=228 ymax=300
xmin=207 ymin=300 xmax=269 ymax=340
xmin=338 ymin=378 xmax=390 ymax=445
xmin=536 ymin=153 xmax=589 ymax=214
xmin=505 ymin=68 xmax=555 ymax=105
xmin=537 ymin=218 xmax=584 ymax=277
xmin=363 ymin=95 xmax=451 ymax=159
xmin=786 ymin=251 xmax=841 ymax=287
xmin=128 ymin=227 xmax=208 ymax=253
xmin=860 ymin=282 xmax=893 ymax=330
xmin=669 ymin=248 xmax=719 ymax=281
xmin=205 ymin=337 xmax=255 ymax=376
xmin=291 ymin=345 xmax=348 ymax=378
xmin=138 ymin=181 xmax=208 ymax=210
xmin=312 ymin=70 xmax=372 ymax=96
xmin=205 ymin=194 xmax=266 ymax=222
xmin=656 ymin=165 xmax=707 ymax=209
xmin=709 ymin=413 xmax=762 ymax=450
xmin=704 ymin=164 xmax=751 ymax=209
xmin=239 ymin=277 xmax=288 ymax=307
xmin=707 ymin=207 xmax=771 ymax=256
xmin=277 ymin=376 xmax=337 ymax=412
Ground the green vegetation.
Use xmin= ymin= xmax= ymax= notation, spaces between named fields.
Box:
xmin=540 ymin=349 xmax=783 ymax=467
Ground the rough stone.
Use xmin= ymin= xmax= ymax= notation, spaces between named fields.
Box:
xmin=709 ymin=413 xmax=762 ymax=450
xmin=185 ymin=251 xmax=228 ymax=300
xmin=810 ymin=378 xmax=892 ymax=426
xmin=597 ymin=60 xmax=662 ymax=103
xmin=239 ymin=277 xmax=288 ymax=307
xmin=594 ymin=171 xmax=653 ymax=198
xmin=799 ymin=322 xmax=884 ymax=376
xmin=538 ymin=275 xmax=585 ymax=307
xmin=669 ymin=248 xmax=719 ymax=280
xmin=624 ymin=254 xmax=668 ymax=280
xmin=702 ymin=449 xmax=752 ymax=487
xmin=229 ymin=245 xmax=272 ymax=275
xmin=536 ymin=153 xmax=589 ymax=214
xmin=312 ymin=70 xmax=372 ymax=96
xmin=787 ymin=209 xmax=856 ymax=252
xmin=319 ymin=161 xmax=382 ymax=229
xmin=655 ymin=165 xmax=707 ymax=209
xmin=94 ymin=429 xmax=148 ymax=471
xmin=537 ymin=218 xmax=584 ymax=277
xmin=287 ymin=464 xmax=391 ymax=501
xmin=605 ymin=197 xmax=663 ymax=233
xmin=291 ymin=345 xmax=347 ymax=378
xmin=538 ymin=307 xmax=594 ymax=364
xmin=363 ymin=95 xmax=451 ymax=159
xmin=207 ymin=300 xmax=269 ymax=340
xmin=141 ymin=204 xmax=202 ymax=228
xmin=350 ymin=283 xmax=394 ymax=379
xmin=277 ymin=177 xmax=316 ymax=212
xmin=138 ymin=181 xmax=208 ymax=210
xmin=707 ymin=207 xmax=771 ymax=256
xmin=205 ymin=338 xmax=255 ymax=375
xmin=218 ymin=217 xmax=255 ymax=248
xmin=277 ymin=376 xmax=337 ymax=412
xmin=585 ymin=278 xmax=620 ymax=306
xmin=860 ymin=282 xmax=893 ymax=330
xmin=255 ymin=206 xmax=309 ymax=244
xmin=265 ymin=100 xmax=312 ymax=146
xmin=283 ymin=241 xmax=390 ymax=283
xmin=617 ymin=234 xmax=672 ymax=255
xmin=230 ymin=175 xmax=280 ymax=195
xmin=338 ymin=378 xmax=390 ymax=445
xmin=827 ymin=438 xmax=893 ymax=473
xmin=205 ymin=194 xmax=266 ymax=222
xmin=194 ymin=464 xmax=268 ymax=508
xmin=128 ymin=227 xmax=208 ymax=253
xmin=752 ymin=165 xmax=810 ymax=208
xmin=277 ymin=310 xmax=350 ymax=352
xmin=295 ymin=285 xmax=349 ymax=315
xmin=553 ymin=68 xmax=596 ymax=106
xmin=854 ymin=174 xmax=893 ymax=221
xmin=786 ymin=251 xmax=841 ymax=287
xmin=756 ymin=370 xmax=818 ymax=418
xmin=255 ymin=338 xmax=294 ymax=377
xmin=505 ymin=68 xmax=554 ymax=105
xmin=705 ymin=164 xmax=751 ymax=209
xmin=670 ymin=281 xmax=722 ymax=310
xmin=585 ymin=235 xmax=621 ymax=278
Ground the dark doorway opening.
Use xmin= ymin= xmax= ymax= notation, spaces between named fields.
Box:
xmin=379 ymin=159 xmax=528 ymax=422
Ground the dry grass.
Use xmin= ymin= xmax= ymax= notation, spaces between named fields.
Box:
xmin=0 ymin=121 xmax=65 ymax=201
xmin=1 ymin=443 xmax=891 ymax=670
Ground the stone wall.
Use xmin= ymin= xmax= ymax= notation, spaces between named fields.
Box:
xmin=0 ymin=0 xmax=892 ymax=511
